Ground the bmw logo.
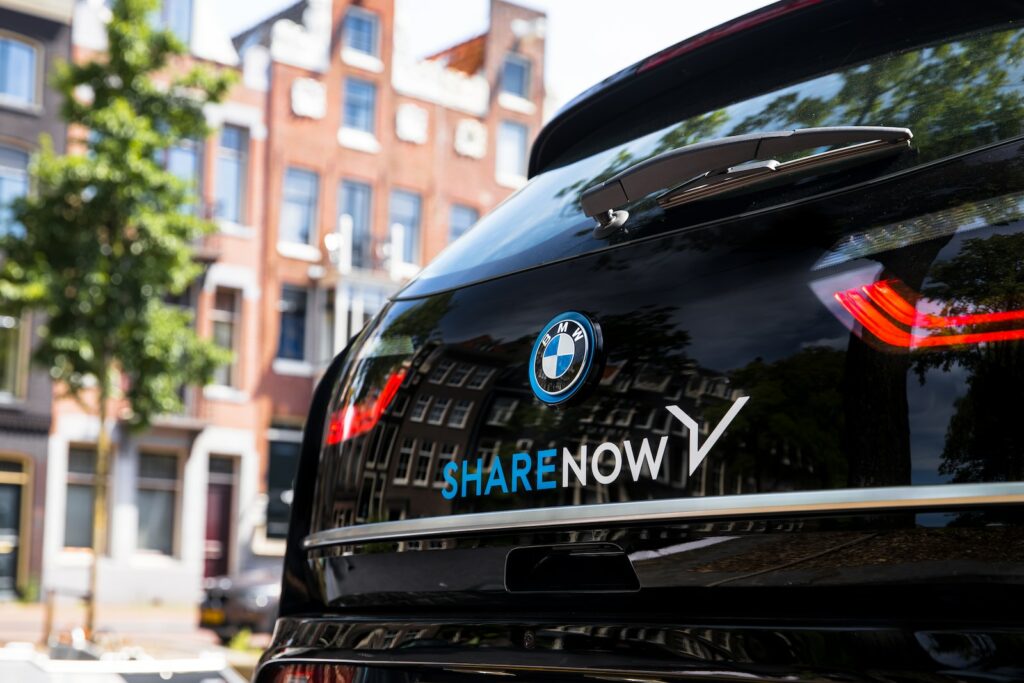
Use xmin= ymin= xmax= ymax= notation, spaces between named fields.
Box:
xmin=528 ymin=311 xmax=598 ymax=405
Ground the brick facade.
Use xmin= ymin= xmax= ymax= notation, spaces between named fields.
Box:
xmin=39 ymin=0 xmax=545 ymax=602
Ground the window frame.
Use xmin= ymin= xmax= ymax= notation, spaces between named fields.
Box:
xmin=343 ymin=6 xmax=380 ymax=58
xmin=412 ymin=440 xmax=436 ymax=487
xmin=343 ymin=77 xmax=378 ymax=135
xmin=280 ymin=166 xmax=320 ymax=246
xmin=434 ymin=443 xmax=458 ymax=488
xmin=276 ymin=285 xmax=310 ymax=362
xmin=496 ymin=120 xmax=529 ymax=180
xmin=393 ymin=437 xmax=416 ymax=484
xmin=0 ymin=289 xmax=28 ymax=402
xmin=500 ymin=52 xmax=531 ymax=99
xmin=161 ymin=136 xmax=204 ymax=215
xmin=448 ymin=203 xmax=480 ymax=243
xmin=210 ymin=287 xmax=241 ymax=387
xmin=63 ymin=447 xmax=110 ymax=550
xmin=214 ymin=124 xmax=248 ymax=224
xmin=154 ymin=0 xmax=194 ymax=46
xmin=447 ymin=399 xmax=473 ymax=429
xmin=388 ymin=189 xmax=423 ymax=266
xmin=135 ymin=450 xmax=183 ymax=556
xmin=339 ymin=179 xmax=374 ymax=270
xmin=0 ymin=31 xmax=42 ymax=110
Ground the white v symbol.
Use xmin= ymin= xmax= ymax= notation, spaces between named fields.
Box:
xmin=666 ymin=396 xmax=750 ymax=476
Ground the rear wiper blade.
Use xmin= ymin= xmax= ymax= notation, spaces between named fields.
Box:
xmin=580 ymin=126 xmax=913 ymax=227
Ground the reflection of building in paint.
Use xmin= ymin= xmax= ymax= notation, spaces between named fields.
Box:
xmin=321 ymin=346 xmax=774 ymax=545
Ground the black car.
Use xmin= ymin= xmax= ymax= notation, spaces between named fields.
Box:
xmin=200 ymin=570 xmax=280 ymax=644
xmin=255 ymin=1 xmax=1024 ymax=681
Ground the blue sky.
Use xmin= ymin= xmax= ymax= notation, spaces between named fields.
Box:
xmin=216 ymin=0 xmax=775 ymax=113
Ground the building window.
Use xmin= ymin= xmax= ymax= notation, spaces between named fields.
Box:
xmin=496 ymin=121 xmax=529 ymax=179
xmin=0 ymin=311 xmax=23 ymax=399
xmin=214 ymin=125 xmax=247 ymax=223
xmin=426 ymin=397 xmax=451 ymax=425
xmin=343 ymin=78 xmax=377 ymax=134
xmin=0 ymin=147 xmax=28 ymax=237
xmin=434 ymin=443 xmax=457 ymax=487
xmin=501 ymin=53 xmax=531 ymax=99
xmin=428 ymin=358 xmax=454 ymax=384
xmin=339 ymin=180 xmax=373 ymax=270
xmin=154 ymin=0 xmax=193 ymax=45
xmin=211 ymin=288 xmax=240 ymax=387
xmin=465 ymin=367 xmax=494 ymax=391
xmin=447 ymin=399 xmax=472 ymax=429
xmin=394 ymin=437 xmax=415 ymax=483
xmin=136 ymin=452 xmax=180 ymax=555
xmin=409 ymin=395 xmax=431 ymax=422
xmin=446 ymin=363 xmax=472 ymax=387
xmin=277 ymin=286 xmax=308 ymax=361
xmin=0 ymin=36 xmax=37 ymax=107
xmin=487 ymin=397 xmax=518 ymax=426
xmin=65 ymin=448 xmax=103 ymax=549
xmin=413 ymin=440 xmax=435 ymax=486
xmin=267 ymin=439 xmax=300 ymax=539
xmin=449 ymin=204 xmax=478 ymax=242
xmin=388 ymin=190 xmax=421 ymax=265
xmin=343 ymin=7 xmax=379 ymax=57
xmin=478 ymin=439 xmax=501 ymax=472
xmin=280 ymin=167 xmax=319 ymax=245
xmin=162 ymin=138 xmax=203 ymax=214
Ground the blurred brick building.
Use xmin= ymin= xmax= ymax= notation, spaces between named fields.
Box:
xmin=35 ymin=0 xmax=545 ymax=603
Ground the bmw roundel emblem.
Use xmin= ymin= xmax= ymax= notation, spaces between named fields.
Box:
xmin=529 ymin=311 xmax=598 ymax=404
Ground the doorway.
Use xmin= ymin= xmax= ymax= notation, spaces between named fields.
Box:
xmin=0 ymin=458 xmax=28 ymax=599
xmin=204 ymin=455 xmax=236 ymax=578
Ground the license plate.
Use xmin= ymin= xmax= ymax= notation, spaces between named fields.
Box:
xmin=200 ymin=607 xmax=226 ymax=625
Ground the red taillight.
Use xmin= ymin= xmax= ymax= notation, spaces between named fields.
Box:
xmin=834 ymin=279 xmax=1024 ymax=348
xmin=325 ymin=370 xmax=406 ymax=446
xmin=264 ymin=663 xmax=355 ymax=683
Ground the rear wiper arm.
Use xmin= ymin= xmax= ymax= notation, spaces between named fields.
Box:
xmin=581 ymin=126 xmax=913 ymax=227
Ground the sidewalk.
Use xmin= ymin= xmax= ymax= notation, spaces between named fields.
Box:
xmin=0 ymin=600 xmax=219 ymax=656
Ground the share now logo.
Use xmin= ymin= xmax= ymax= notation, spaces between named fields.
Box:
xmin=441 ymin=396 xmax=750 ymax=499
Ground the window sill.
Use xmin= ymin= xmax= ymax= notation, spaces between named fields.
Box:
xmin=0 ymin=393 xmax=25 ymax=408
xmin=276 ymin=241 xmax=322 ymax=262
xmin=272 ymin=358 xmax=315 ymax=377
xmin=498 ymin=91 xmax=536 ymax=115
xmin=337 ymin=127 xmax=381 ymax=154
xmin=217 ymin=220 xmax=255 ymax=238
xmin=0 ymin=96 xmax=41 ymax=116
xmin=203 ymin=385 xmax=250 ymax=403
xmin=131 ymin=551 xmax=180 ymax=566
xmin=57 ymin=549 xmax=95 ymax=565
xmin=495 ymin=171 xmax=528 ymax=190
xmin=341 ymin=47 xmax=384 ymax=73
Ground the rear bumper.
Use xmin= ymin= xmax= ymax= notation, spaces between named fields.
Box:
xmin=255 ymin=614 xmax=1024 ymax=682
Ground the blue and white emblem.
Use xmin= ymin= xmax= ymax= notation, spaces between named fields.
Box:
xmin=529 ymin=311 xmax=597 ymax=404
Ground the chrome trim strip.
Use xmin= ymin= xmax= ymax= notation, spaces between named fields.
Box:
xmin=303 ymin=482 xmax=1024 ymax=549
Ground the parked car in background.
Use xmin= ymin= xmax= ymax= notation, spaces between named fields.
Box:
xmin=199 ymin=570 xmax=280 ymax=645
xmin=254 ymin=1 xmax=1024 ymax=681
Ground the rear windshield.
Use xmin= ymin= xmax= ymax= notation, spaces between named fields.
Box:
xmin=403 ymin=21 xmax=1024 ymax=298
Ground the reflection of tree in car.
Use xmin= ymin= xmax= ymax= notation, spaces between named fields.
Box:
xmin=716 ymin=347 xmax=846 ymax=493
xmin=562 ymin=27 xmax=1024 ymax=218
xmin=915 ymin=232 xmax=1024 ymax=485
xmin=729 ymin=30 xmax=1024 ymax=160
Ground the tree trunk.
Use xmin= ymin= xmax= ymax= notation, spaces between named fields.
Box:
xmin=85 ymin=378 xmax=110 ymax=639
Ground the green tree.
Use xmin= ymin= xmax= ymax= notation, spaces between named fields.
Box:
xmin=0 ymin=0 xmax=233 ymax=632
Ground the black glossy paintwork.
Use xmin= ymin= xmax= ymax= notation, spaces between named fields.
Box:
xmin=313 ymin=139 xmax=1024 ymax=543
xmin=258 ymin=616 xmax=1024 ymax=682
